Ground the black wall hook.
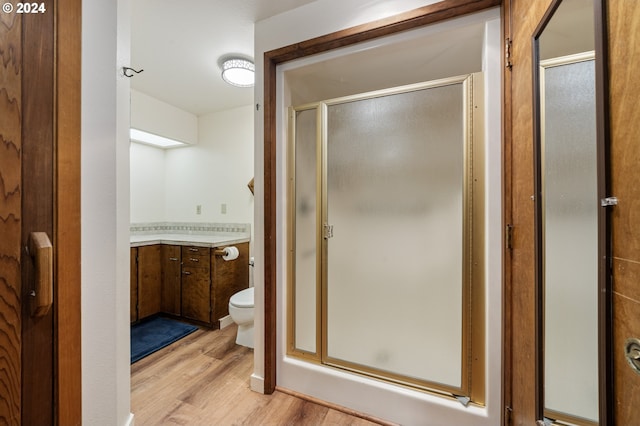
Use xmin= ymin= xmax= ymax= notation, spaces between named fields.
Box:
xmin=123 ymin=67 xmax=144 ymax=78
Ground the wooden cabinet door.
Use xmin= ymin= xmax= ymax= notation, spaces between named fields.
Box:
xmin=211 ymin=243 xmax=250 ymax=324
xmin=181 ymin=247 xmax=211 ymax=324
xmin=161 ymin=245 xmax=181 ymax=316
xmin=608 ymin=1 xmax=640 ymax=423
xmin=131 ymin=248 xmax=138 ymax=322
xmin=137 ymin=245 xmax=162 ymax=319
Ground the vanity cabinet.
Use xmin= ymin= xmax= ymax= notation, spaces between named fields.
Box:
xmin=161 ymin=245 xmax=181 ymax=316
xmin=181 ymin=246 xmax=211 ymax=324
xmin=136 ymin=244 xmax=162 ymax=320
xmin=131 ymin=241 xmax=249 ymax=327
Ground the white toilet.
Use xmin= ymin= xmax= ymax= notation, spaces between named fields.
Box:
xmin=229 ymin=286 xmax=254 ymax=348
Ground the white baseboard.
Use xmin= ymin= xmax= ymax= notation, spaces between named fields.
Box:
xmin=219 ymin=315 xmax=234 ymax=329
xmin=250 ymin=373 xmax=265 ymax=394
xmin=124 ymin=412 xmax=135 ymax=426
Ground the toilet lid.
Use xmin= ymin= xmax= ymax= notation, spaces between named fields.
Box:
xmin=230 ymin=287 xmax=254 ymax=308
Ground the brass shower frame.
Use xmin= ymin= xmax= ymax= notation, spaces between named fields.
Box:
xmin=286 ymin=73 xmax=485 ymax=404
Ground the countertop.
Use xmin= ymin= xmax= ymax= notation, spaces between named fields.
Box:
xmin=130 ymin=233 xmax=250 ymax=248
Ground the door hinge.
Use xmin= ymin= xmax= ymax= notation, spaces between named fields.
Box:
xmin=505 ymin=406 xmax=513 ymax=426
xmin=323 ymin=224 xmax=334 ymax=239
xmin=601 ymin=196 xmax=618 ymax=207
xmin=506 ymin=224 xmax=514 ymax=250
xmin=505 ymin=37 xmax=513 ymax=69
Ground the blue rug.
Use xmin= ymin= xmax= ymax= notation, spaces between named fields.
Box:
xmin=131 ymin=316 xmax=198 ymax=364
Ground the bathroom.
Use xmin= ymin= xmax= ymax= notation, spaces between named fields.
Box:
xmin=127 ymin=0 xmax=262 ymax=385
xmin=128 ymin=102 xmax=257 ymax=333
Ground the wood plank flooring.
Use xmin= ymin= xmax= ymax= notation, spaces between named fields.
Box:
xmin=131 ymin=323 xmax=383 ymax=425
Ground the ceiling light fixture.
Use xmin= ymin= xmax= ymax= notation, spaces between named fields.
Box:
xmin=221 ymin=58 xmax=255 ymax=87
xmin=130 ymin=128 xmax=186 ymax=149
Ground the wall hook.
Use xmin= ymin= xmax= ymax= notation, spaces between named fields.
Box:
xmin=123 ymin=67 xmax=144 ymax=78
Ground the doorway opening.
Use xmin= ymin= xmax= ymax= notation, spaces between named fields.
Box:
xmin=265 ymin=6 xmax=503 ymax=424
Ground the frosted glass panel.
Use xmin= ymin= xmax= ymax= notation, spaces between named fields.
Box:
xmin=543 ymin=59 xmax=598 ymax=422
xmin=294 ymin=108 xmax=318 ymax=353
xmin=325 ymin=85 xmax=464 ymax=387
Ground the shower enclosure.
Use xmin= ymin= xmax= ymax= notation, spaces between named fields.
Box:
xmin=288 ymin=74 xmax=485 ymax=401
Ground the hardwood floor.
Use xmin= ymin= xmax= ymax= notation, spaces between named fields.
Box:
xmin=131 ymin=323 xmax=386 ymax=425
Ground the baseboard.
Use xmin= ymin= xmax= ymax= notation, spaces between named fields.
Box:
xmin=219 ymin=315 xmax=234 ymax=329
xmin=124 ymin=412 xmax=135 ymax=426
xmin=276 ymin=387 xmax=398 ymax=426
xmin=250 ymin=373 xmax=264 ymax=393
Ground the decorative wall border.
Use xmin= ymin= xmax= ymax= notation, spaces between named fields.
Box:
xmin=130 ymin=222 xmax=251 ymax=235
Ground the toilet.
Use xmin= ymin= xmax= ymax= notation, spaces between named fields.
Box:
xmin=229 ymin=286 xmax=254 ymax=348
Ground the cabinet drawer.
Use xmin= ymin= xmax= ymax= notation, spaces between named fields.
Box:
xmin=182 ymin=254 xmax=210 ymax=269
xmin=181 ymin=246 xmax=210 ymax=269
xmin=182 ymin=246 xmax=208 ymax=256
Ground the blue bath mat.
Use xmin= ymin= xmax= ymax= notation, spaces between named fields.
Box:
xmin=131 ymin=316 xmax=198 ymax=363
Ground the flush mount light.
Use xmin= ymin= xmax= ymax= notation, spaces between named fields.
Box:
xmin=221 ymin=58 xmax=255 ymax=87
xmin=130 ymin=128 xmax=186 ymax=149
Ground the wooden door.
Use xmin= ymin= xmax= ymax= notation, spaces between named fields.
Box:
xmin=507 ymin=0 xmax=640 ymax=423
xmin=503 ymin=0 xmax=553 ymax=424
xmin=0 ymin=0 xmax=81 ymax=424
xmin=607 ymin=1 xmax=640 ymax=423
xmin=161 ymin=245 xmax=182 ymax=316
xmin=137 ymin=245 xmax=162 ymax=319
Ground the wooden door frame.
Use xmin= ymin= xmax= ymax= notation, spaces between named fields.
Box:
xmin=531 ymin=2 xmax=613 ymax=422
xmin=55 ymin=0 xmax=82 ymax=423
xmin=262 ymin=0 xmax=502 ymax=394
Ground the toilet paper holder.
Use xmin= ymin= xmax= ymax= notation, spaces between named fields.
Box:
xmin=214 ymin=248 xmax=231 ymax=256
xmin=214 ymin=246 xmax=239 ymax=260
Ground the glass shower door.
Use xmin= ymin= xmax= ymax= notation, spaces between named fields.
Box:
xmin=323 ymin=79 xmax=470 ymax=391
xmin=288 ymin=74 xmax=484 ymax=399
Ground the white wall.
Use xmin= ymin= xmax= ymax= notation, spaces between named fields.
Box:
xmin=254 ymin=2 xmax=502 ymax=425
xmin=165 ymin=105 xmax=255 ymax=224
xmin=130 ymin=105 xmax=255 ymax=227
xmin=131 ymin=89 xmax=198 ymax=145
xmin=81 ymin=0 xmax=133 ymax=424
xmin=130 ymin=143 xmax=165 ymax=223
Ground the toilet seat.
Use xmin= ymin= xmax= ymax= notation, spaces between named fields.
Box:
xmin=230 ymin=287 xmax=253 ymax=308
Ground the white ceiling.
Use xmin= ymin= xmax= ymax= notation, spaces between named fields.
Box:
xmin=285 ymin=20 xmax=486 ymax=106
xmin=131 ymin=1 xmax=595 ymax=117
xmin=130 ymin=0 xmax=316 ymax=116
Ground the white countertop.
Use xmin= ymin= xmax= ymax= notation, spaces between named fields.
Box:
xmin=130 ymin=233 xmax=250 ymax=248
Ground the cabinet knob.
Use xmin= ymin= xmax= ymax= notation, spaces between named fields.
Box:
xmin=189 ymin=248 xmax=199 ymax=252
xmin=189 ymin=257 xmax=199 ymax=262
xmin=182 ymin=271 xmax=192 ymax=276
xmin=169 ymin=257 xmax=178 ymax=261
